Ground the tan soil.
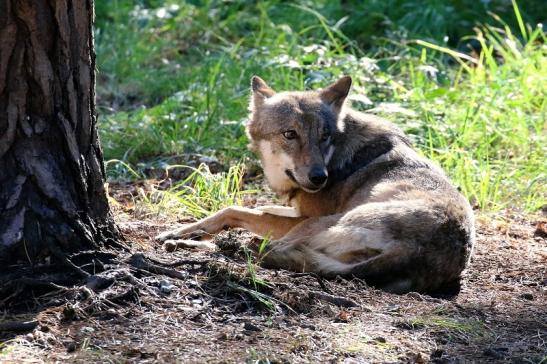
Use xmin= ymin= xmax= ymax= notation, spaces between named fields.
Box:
xmin=1 ymin=188 xmax=545 ymax=364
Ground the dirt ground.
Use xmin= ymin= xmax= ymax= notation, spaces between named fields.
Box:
xmin=1 ymin=184 xmax=545 ymax=363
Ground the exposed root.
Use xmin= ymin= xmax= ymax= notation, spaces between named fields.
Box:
xmin=0 ymin=276 xmax=76 ymax=309
xmin=143 ymin=255 xmax=211 ymax=268
xmin=69 ymin=250 xmax=118 ymax=264
xmin=0 ymin=320 xmax=38 ymax=332
xmin=127 ymin=253 xmax=188 ymax=280
xmin=105 ymin=286 xmax=141 ymax=306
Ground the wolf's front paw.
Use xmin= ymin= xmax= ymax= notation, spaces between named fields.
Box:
xmin=164 ymin=239 xmax=216 ymax=252
xmin=155 ymin=230 xmax=178 ymax=242
xmin=155 ymin=223 xmax=207 ymax=242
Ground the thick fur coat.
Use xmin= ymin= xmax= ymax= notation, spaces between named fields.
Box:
xmin=157 ymin=76 xmax=475 ymax=294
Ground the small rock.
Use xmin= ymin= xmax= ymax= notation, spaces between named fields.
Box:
xmin=414 ymin=353 xmax=426 ymax=363
xmin=483 ymin=347 xmax=506 ymax=359
xmin=216 ymin=332 xmax=229 ymax=340
xmin=80 ymin=326 xmax=95 ymax=334
xmin=431 ymin=349 xmax=444 ymax=358
xmin=300 ymin=323 xmax=316 ymax=330
xmin=374 ymin=336 xmax=386 ymax=343
xmin=78 ymin=287 xmax=93 ymax=299
xmin=334 ymin=310 xmax=350 ymax=323
xmin=66 ymin=341 xmax=77 ymax=352
xmin=520 ymin=293 xmax=534 ymax=300
xmin=159 ymin=280 xmax=175 ymax=294
xmin=163 ymin=241 xmax=177 ymax=252
xmin=243 ymin=322 xmax=261 ymax=332
xmin=534 ymin=221 xmax=547 ymax=238
xmin=62 ymin=305 xmax=76 ymax=321
xmin=46 ymin=334 xmax=57 ymax=345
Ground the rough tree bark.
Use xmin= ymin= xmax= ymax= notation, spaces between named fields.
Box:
xmin=0 ymin=1 xmax=122 ymax=274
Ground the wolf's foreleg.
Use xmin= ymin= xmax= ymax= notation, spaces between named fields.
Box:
xmin=255 ymin=205 xmax=301 ymax=217
xmin=155 ymin=206 xmax=307 ymax=242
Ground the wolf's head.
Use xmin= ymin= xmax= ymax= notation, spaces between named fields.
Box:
xmin=247 ymin=76 xmax=351 ymax=193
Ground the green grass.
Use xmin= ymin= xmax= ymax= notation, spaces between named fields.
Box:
xmin=207 ymin=262 xmax=286 ymax=313
xmin=399 ymin=314 xmax=488 ymax=341
xmin=398 ymin=10 xmax=547 ymax=210
xmin=133 ymin=163 xmax=256 ymax=219
xmin=243 ymin=241 xmax=272 ymax=290
xmin=96 ymin=0 xmax=546 ymax=214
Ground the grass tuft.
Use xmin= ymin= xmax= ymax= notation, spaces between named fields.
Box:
xmin=400 ymin=315 xmax=486 ymax=335
xmin=134 ymin=163 xmax=255 ymax=219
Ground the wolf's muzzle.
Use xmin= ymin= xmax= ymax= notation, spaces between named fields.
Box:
xmin=308 ymin=166 xmax=328 ymax=187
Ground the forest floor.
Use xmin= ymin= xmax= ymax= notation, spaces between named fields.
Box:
xmin=1 ymin=182 xmax=546 ymax=363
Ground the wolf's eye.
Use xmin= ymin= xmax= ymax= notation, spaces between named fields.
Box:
xmin=283 ymin=130 xmax=298 ymax=140
xmin=321 ymin=132 xmax=330 ymax=142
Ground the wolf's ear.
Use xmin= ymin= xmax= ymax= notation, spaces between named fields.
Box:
xmin=250 ymin=76 xmax=275 ymax=109
xmin=320 ymin=76 xmax=352 ymax=112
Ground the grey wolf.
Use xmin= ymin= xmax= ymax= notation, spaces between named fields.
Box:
xmin=156 ymin=76 xmax=475 ymax=294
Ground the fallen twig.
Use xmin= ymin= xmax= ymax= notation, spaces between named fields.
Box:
xmin=309 ymin=291 xmax=358 ymax=308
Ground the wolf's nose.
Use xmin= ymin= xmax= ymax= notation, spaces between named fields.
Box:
xmin=308 ymin=167 xmax=328 ymax=186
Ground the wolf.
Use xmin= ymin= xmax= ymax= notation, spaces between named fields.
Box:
xmin=156 ymin=76 xmax=475 ymax=294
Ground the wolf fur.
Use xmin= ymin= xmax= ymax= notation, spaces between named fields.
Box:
xmin=156 ymin=76 xmax=475 ymax=294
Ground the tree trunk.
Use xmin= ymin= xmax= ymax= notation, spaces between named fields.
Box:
xmin=0 ymin=0 xmax=121 ymax=269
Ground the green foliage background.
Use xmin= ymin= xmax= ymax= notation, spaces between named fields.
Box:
xmin=95 ymin=0 xmax=546 ymax=213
